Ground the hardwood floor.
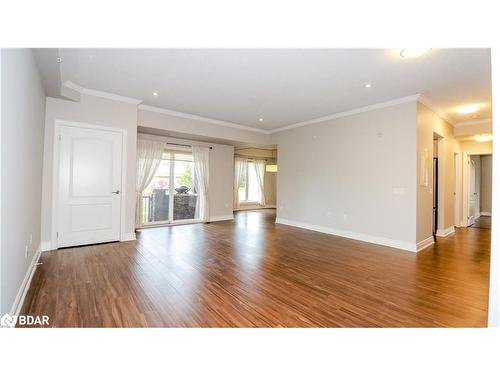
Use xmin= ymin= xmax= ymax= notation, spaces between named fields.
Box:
xmin=471 ymin=215 xmax=492 ymax=229
xmin=20 ymin=209 xmax=490 ymax=327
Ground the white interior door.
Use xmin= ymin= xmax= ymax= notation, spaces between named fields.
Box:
xmin=468 ymin=157 xmax=477 ymax=225
xmin=57 ymin=125 xmax=123 ymax=247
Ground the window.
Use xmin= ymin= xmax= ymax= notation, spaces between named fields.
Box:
xmin=141 ymin=149 xmax=200 ymax=224
xmin=238 ymin=161 xmax=261 ymax=203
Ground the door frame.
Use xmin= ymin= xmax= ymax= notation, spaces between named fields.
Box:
xmin=51 ymin=120 xmax=128 ymax=249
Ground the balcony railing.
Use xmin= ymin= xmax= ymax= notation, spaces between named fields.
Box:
xmin=142 ymin=189 xmax=199 ymax=224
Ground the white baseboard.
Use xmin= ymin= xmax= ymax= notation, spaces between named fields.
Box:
xmin=210 ymin=214 xmax=234 ymax=222
xmin=417 ymin=236 xmax=435 ymax=251
xmin=275 ymin=217 xmax=419 ymax=252
xmin=234 ymin=205 xmax=276 ymax=211
xmin=435 ymin=226 xmax=455 ymax=238
xmin=9 ymin=246 xmax=42 ymax=317
xmin=121 ymin=232 xmax=137 ymax=241
xmin=480 ymin=211 xmax=492 ymax=217
xmin=40 ymin=241 xmax=54 ymax=252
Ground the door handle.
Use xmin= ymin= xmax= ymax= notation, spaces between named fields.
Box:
xmin=111 ymin=190 xmax=120 ymax=194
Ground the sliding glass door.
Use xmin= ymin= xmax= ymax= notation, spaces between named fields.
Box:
xmin=141 ymin=149 xmax=200 ymax=226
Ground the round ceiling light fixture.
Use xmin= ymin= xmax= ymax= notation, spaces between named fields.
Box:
xmin=474 ymin=133 xmax=492 ymax=142
xmin=153 ymin=92 xmax=159 ymax=96
xmin=400 ymin=48 xmax=432 ymax=58
xmin=457 ymin=104 xmax=480 ymax=114
xmin=365 ymin=83 xmax=372 ymax=88
xmin=259 ymin=118 xmax=264 ymax=122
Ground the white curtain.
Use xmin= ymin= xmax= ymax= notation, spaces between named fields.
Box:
xmin=192 ymin=146 xmax=210 ymax=222
xmin=253 ymin=159 xmax=266 ymax=206
xmin=135 ymin=139 xmax=164 ymax=228
xmin=233 ymin=157 xmax=247 ymax=209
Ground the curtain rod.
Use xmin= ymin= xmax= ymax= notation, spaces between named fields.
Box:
xmin=235 ymin=147 xmax=276 ymax=151
xmin=166 ymin=142 xmax=212 ymax=150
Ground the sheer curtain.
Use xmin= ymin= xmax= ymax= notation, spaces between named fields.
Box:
xmin=192 ymin=146 xmax=210 ymax=222
xmin=135 ymin=139 xmax=164 ymax=228
xmin=233 ymin=157 xmax=247 ymax=209
xmin=253 ymin=159 xmax=266 ymax=206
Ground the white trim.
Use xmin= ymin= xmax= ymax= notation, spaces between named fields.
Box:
xmin=480 ymin=211 xmax=492 ymax=217
xmin=417 ymin=95 xmax=456 ymax=125
xmin=40 ymin=241 xmax=54 ymax=252
xmin=416 ymin=236 xmax=435 ymax=251
xmin=138 ymin=104 xmax=269 ymax=134
xmin=268 ymin=94 xmax=421 ymax=133
xmin=275 ymin=217 xmax=419 ymax=252
xmin=435 ymin=226 xmax=456 ymax=238
xmin=9 ymin=246 xmax=41 ymax=317
xmin=122 ymin=232 xmax=137 ymax=241
xmin=234 ymin=205 xmax=275 ymax=211
xmin=51 ymin=120 xmax=128 ymax=249
xmin=454 ymin=118 xmax=492 ymax=127
xmin=62 ymin=81 xmax=143 ymax=105
xmin=209 ymin=215 xmax=234 ymax=222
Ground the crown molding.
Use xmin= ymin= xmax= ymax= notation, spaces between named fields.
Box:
xmin=417 ymin=95 xmax=456 ymax=125
xmin=454 ymin=118 xmax=492 ymax=127
xmin=62 ymin=81 xmax=143 ymax=105
xmin=138 ymin=104 xmax=270 ymax=134
xmin=268 ymin=94 xmax=422 ymax=134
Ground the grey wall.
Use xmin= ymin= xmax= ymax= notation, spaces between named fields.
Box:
xmin=1 ymin=49 xmax=46 ymax=314
xmin=139 ymin=107 xmax=271 ymax=146
xmin=481 ymin=155 xmax=492 ymax=214
xmin=264 ymin=159 xmax=277 ymax=206
xmin=273 ymin=101 xmax=417 ymax=248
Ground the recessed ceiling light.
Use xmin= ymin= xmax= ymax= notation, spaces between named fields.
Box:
xmin=474 ymin=133 xmax=492 ymax=142
xmin=400 ymin=48 xmax=432 ymax=58
xmin=153 ymin=92 xmax=158 ymax=96
xmin=365 ymin=83 xmax=372 ymax=88
xmin=259 ymin=118 xmax=264 ymax=122
xmin=458 ymin=104 xmax=480 ymax=114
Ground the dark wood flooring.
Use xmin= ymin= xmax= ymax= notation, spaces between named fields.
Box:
xmin=20 ymin=209 xmax=490 ymax=327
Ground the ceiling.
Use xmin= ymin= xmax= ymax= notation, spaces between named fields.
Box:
xmin=40 ymin=48 xmax=491 ymax=130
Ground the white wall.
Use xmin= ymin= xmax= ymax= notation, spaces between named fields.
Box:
xmin=273 ymin=101 xmax=418 ymax=250
xmin=41 ymin=94 xmax=138 ymax=249
xmin=138 ymin=133 xmax=234 ymax=220
xmin=1 ymin=49 xmax=46 ymax=315
xmin=480 ymin=155 xmax=492 ymax=214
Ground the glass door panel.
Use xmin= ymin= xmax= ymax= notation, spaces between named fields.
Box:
xmin=172 ymin=154 xmax=199 ymax=221
xmin=142 ymin=159 xmax=170 ymax=224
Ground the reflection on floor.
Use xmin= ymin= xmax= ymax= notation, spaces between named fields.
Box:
xmin=470 ymin=215 xmax=491 ymax=229
xmin=21 ymin=209 xmax=490 ymax=327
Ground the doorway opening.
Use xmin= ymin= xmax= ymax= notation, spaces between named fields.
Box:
xmin=432 ymin=133 xmax=442 ymax=236
xmin=467 ymin=153 xmax=492 ymax=228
